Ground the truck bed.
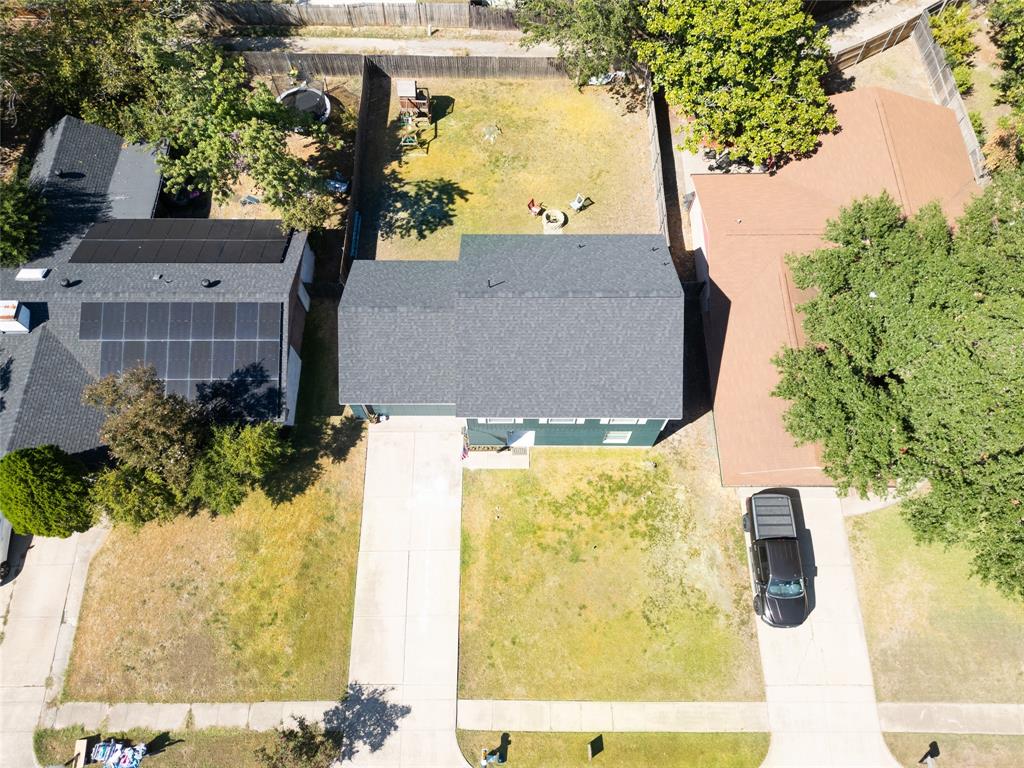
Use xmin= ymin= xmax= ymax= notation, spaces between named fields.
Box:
xmin=750 ymin=493 xmax=797 ymax=539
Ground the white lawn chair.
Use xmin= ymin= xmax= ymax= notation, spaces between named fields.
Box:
xmin=569 ymin=193 xmax=592 ymax=212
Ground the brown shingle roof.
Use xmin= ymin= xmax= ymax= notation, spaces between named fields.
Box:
xmin=694 ymin=88 xmax=980 ymax=487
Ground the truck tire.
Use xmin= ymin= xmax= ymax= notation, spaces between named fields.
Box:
xmin=752 ymin=594 xmax=763 ymax=616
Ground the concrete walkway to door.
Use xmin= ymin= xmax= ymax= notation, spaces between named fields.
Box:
xmin=346 ymin=417 xmax=469 ymax=767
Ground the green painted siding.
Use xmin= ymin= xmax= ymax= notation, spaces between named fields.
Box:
xmin=467 ymin=419 xmax=667 ymax=447
xmin=349 ymin=403 xmax=457 ymax=418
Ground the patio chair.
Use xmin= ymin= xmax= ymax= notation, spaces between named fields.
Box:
xmin=569 ymin=193 xmax=592 ymax=212
xmin=527 ymin=198 xmax=543 ymax=216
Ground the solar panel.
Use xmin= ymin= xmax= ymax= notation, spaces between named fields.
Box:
xmin=69 ymin=218 xmax=290 ymax=263
xmin=80 ymin=301 xmax=284 ymax=415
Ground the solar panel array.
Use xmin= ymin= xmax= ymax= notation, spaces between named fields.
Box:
xmin=70 ymin=219 xmax=289 ymax=264
xmin=80 ymin=301 xmax=283 ymax=403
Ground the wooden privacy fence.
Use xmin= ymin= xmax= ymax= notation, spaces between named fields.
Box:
xmin=242 ymin=51 xmax=566 ymax=79
xmin=210 ymin=2 xmax=517 ymax=30
xmin=912 ymin=10 xmax=986 ymax=182
xmin=831 ymin=0 xmax=966 ymax=70
xmin=643 ymin=78 xmax=670 ymax=245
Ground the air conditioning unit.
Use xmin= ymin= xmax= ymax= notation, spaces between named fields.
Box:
xmin=0 ymin=301 xmax=31 ymax=334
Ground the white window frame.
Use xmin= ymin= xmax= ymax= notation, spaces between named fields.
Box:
xmin=539 ymin=418 xmax=585 ymax=425
xmin=603 ymin=430 xmax=633 ymax=444
xmin=600 ymin=419 xmax=648 ymax=425
xmin=479 ymin=418 xmax=522 ymax=424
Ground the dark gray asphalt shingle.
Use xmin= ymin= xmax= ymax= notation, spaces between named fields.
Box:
xmin=337 ymin=235 xmax=685 ymax=418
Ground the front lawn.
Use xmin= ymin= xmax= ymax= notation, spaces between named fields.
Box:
xmin=885 ymin=734 xmax=1024 ymax=768
xmin=457 ymin=731 xmax=769 ymax=768
xmin=64 ymin=302 xmax=366 ymax=702
xmin=848 ymin=506 xmax=1024 ymax=702
xmin=458 ymin=418 xmax=762 ymax=701
xmin=35 ymin=726 xmax=274 ymax=768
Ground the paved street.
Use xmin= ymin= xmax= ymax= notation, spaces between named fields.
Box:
xmin=743 ymin=487 xmax=901 ymax=768
xmin=345 ymin=417 xmax=467 ymax=767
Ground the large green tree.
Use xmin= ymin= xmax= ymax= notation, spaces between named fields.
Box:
xmin=0 ymin=177 xmax=44 ymax=267
xmin=0 ymin=445 xmax=91 ymax=537
xmin=636 ymin=0 xmax=836 ymax=164
xmin=516 ymin=0 xmax=645 ymax=85
xmin=774 ymin=173 xmax=1024 ymax=599
xmin=82 ymin=366 xmax=206 ymax=500
xmin=189 ymin=422 xmax=292 ymax=516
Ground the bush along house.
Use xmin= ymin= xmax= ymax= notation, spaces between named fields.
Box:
xmin=338 ymin=235 xmax=685 ymax=447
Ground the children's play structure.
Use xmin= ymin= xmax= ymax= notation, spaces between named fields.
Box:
xmin=396 ymin=79 xmax=434 ymax=156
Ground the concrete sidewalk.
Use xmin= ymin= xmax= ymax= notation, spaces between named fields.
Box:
xmin=879 ymin=703 xmax=1024 ymax=735
xmin=0 ymin=527 xmax=107 ymax=768
xmin=457 ymin=700 xmax=769 ymax=733
xmin=345 ymin=416 xmax=468 ymax=766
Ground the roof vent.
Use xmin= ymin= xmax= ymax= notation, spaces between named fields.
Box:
xmin=0 ymin=301 xmax=30 ymax=334
xmin=15 ymin=268 xmax=50 ymax=281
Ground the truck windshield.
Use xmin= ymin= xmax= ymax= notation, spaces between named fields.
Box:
xmin=767 ymin=578 xmax=804 ymax=598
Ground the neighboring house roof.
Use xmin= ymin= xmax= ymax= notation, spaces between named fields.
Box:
xmin=691 ymin=87 xmax=981 ymax=487
xmin=28 ymin=115 xmax=163 ymax=265
xmin=1 ymin=230 xmax=307 ymax=457
xmin=338 ymin=235 xmax=685 ymax=419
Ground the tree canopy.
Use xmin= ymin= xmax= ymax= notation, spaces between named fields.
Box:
xmin=0 ymin=176 xmax=44 ymax=267
xmin=636 ymin=0 xmax=836 ymax=164
xmin=0 ymin=445 xmax=92 ymax=537
xmin=774 ymin=172 xmax=1024 ymax=599
xmin=516 ymin=0 xmax=645 ymax=85
xmin=83 ymin=366 xmax=206 ymax=499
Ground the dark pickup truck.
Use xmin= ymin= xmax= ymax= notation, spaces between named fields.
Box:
xmin=743 ymin=492 xmax=808 ymax=628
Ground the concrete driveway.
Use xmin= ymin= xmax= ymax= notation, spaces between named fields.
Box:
xmin=346 ymin=417 xmax=468 ymax=767
xmin=0 ymin=527 xmax=106 ymax=768
xmin=741 ymin=487 xmax=900 ymax=768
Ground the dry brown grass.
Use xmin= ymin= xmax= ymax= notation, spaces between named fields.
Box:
xmin=885 ymin=734 xmax=1024 ymax=768
xmin=361 ymin=78 xmax=660 ymax=261
xmin=832 ymin=40 xmax=933 ymax=101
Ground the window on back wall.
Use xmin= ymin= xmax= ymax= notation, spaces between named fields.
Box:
xmin=539 ymin=418 xmax=585 ymax=425
xmin=479 ymin=418 xmax=522 ymax=424
xmin=603 ymin=431 xmax=632 ymax=444
xmin=599 ymin=419 xmax=648 ymax=425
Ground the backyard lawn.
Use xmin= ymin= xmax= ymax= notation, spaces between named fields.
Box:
xmin=885 ymin=734 xmax=1024 ymax=768
xmin=458 ymin=416 xmax=762 ymax=701
xmin=64 ymin=302 xmax=366 ymax=702
xmin=457 ymin=731 xmax=769 ymax=768
xmin=360 ymin=78 xmax=660 ymax=261
xmin=848 ymin=506 xmax=1024 ymax=702
xmin=35 ymin=726 xmax=274 ymax=768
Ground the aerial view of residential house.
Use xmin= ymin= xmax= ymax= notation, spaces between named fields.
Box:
xmin=0 ymin=116 xmax=314 ymax=460
xmin=688 ymin=87 xmax=981 ymax=487
xmin=337 ymin=234 xmax=685 ymax=447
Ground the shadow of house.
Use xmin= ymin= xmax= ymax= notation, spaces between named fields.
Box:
xmin=655 ymin=282 xmax=713 ymax=443
xmin=322 ymin=682 xmax=411 ymax=762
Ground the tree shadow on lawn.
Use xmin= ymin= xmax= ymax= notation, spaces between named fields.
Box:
xmin=323 ymin=682 xmax=411 ymax=761
xmin=376 ymin=168 xmax=470 ymax=242
xmin=265 ymin=415 xmax=363 ymax=505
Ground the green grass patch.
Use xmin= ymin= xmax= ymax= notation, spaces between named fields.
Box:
xmin=457 ymin=731 xmax=769 ymax=768
xmin=459 ymin=429 xmax=762 ymax=701
xmin=848 ymin=507 xmax=1024 ymax=702
xmin=64 ymin=302 xmax=366 ymax=702
xmin=362 ymin=78 xmax=659 ymax=261
xmin=885 ymin=734 xmax=1024 ymax=768
xmin=35 ymin=727 xmax=274 ymax=768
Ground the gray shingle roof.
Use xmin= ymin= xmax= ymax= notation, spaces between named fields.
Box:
xmin=338 ymin=235 xmax=685 ymax=418
xmin=27 ymin=116 xmax=162 ymax=265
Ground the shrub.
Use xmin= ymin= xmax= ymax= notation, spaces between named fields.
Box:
xmin=0 ymin=445 xmax=91 ymax=537
xmin=969 ymin=110 xmax=987 ymax=145
xmin=930 ymin=4 xmax=978 ymax=94
xmin=983 ymin=121 xmax=1023 ymax=173
xmin=190 ymin=422 xmax=292 ymax=516
xmin=90 ymin=466 xmax=178 ymax=527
